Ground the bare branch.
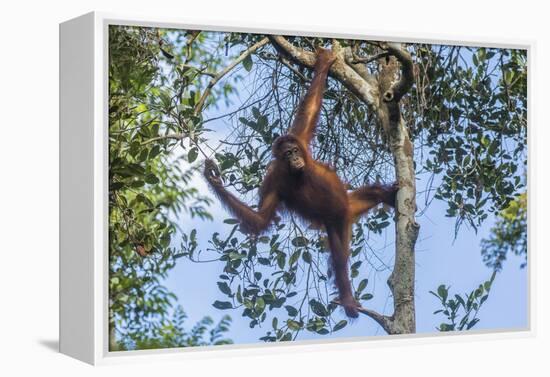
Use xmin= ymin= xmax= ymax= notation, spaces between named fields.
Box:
xmin=279 ymin=56 xmax=310 ymax=83
xmin=333 ymin=299 xmax=393 ymax=334
xmin=141 ymin=133 xmax=185 ymax=145
xmin=194 ymin=37 xmax=270 ymax=115
xmin=258 ymin=51 xmax=310 ymax=82
xmin=357 ymin=306 xmax=394 ymax=334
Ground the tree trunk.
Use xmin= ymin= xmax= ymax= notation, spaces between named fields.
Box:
xmin=385 ymin=115 xmax=419 ymax=334
xmin=377 ymin=48 xmax=419 ymax=335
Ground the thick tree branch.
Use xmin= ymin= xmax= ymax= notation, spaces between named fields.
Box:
xmin=268 ymin=35 xmax=316 ymax=66
xmin=333 ymin=299 xmax=392 ymax=333
xmin=357 ymin=307 xmax=393 ymax=334
xmin=268 ymin=35 xmax=379 ymax=108
xmin=342 ymin=47 xmax=379 ymax=88
xmin=379 ymin=43 xmax=414 ymax=103
xmin=194 ymin=37 xmax=270 ymax=115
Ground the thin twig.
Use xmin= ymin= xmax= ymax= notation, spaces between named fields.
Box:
xmin=194 ymin=37 xmax=270 ymax=115
xmin=140 ymin=133 xmax=186 ymax=146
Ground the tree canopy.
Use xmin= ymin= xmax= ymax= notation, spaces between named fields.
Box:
xmin=108 ymin=25 xmax=527 ymax=346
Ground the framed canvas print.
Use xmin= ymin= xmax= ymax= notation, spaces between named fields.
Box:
xmin=59 ymin=12 xmax=532 ymax=365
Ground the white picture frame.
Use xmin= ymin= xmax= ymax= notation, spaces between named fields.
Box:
xmin=59 ymin=11 xmax=534 ymax=365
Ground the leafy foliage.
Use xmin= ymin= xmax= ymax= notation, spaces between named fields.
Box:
xmin=108 ymin=25 xmax=234 ymax=349
xmin=481 ymin=192 xmax=527 ymax=271
xmin=119 ymin=307 xmax=233 ymax=350
xmin=412 ymin=47 xmax=527 ymax=234
xmin=430 ymin=272 xmax=496 ymax=331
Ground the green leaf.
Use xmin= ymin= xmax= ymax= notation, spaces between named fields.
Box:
xmin=271 ymin=297 xmax=286 ymax=308
xmin=149 ymin=145 xmax=161 ymax=159
xmin=217 ymin=282 xmax=231 ymax=295
xmin=188 ymin=147 xmax=199 ymax=163
xmin=437 ymin=285 xmax=448 ymax=302
xmin=455 ymin=294 xmax=466 ymax=308
xmin=285 ymin=305 xmax=298 ymax=317
xmin=137 ymin=149 xmax=149 ymax=162
xmin=277 ymin=253 xmax=286 ymax=269
xmin=130 ymin=180 xmax=145 ymax=188
xmin=145 ymin=174 xmax=160 ymax=184
xmin=256 ymin=297 xmax=265 ymax=312
xmin=466 ymin=318 xmax=480 ymax=330
xmin=360 ymin=293 xmax=373 ymax=301
xmin=242 ymin=54 xmax=253 ymax=72
xmin=236 ymin=286 xmax=243 ymax=303
xmin=480 ymin=295 xmax=489 ymax=306
xmin=252 ymin=107 xmax=261 ymax=119
xmin=258 ymin=257 xmax=270 ymax=266
xmin=505 ymin=70 xmax=514 ymax=84
xmin=291 ymin=236 xmax=308 ymax=247
xmin=257 ymin=115 xmax=268 ymax=129
xmin=287 ymin=319 xmax=302 ymax=331
xmin=281 ymin=332 xmax=292 ymax=341
xmin=357 ymin=279 xmax=368 ymax=293
xmin=378 ymin=221 xmax=390 ymax=228
xmin=472 ymin=53 xmax=479 ymax=66
xmin=213 ymin=301 xmax=233 ymax=310
xmin=110 ymin=181 xmax=124 ymax=190
xmin=229 ymin=252 xmax=246 ymax=260
xmin=289 ymin=250 xmax=301 ymax=266
xmin=309 ymin=299 xmax=328 ymax=317
xmin=474 ymin=287 xmax=483 ymax=298
xmin=333 ymin=320 xmax=348 ymax=332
